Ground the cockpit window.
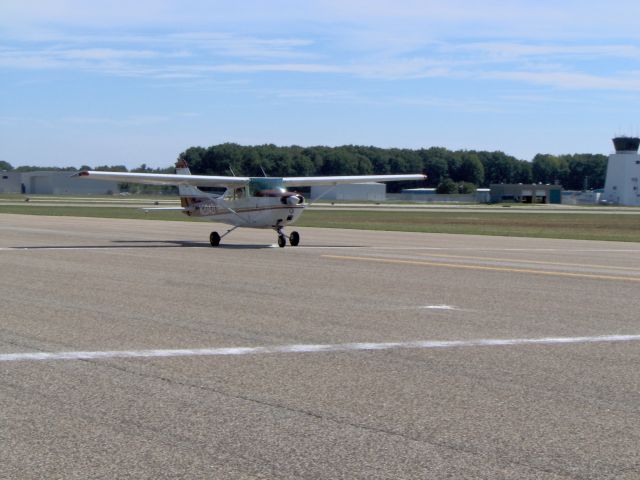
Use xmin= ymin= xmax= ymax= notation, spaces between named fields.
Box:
xmin=222 ymin=178 xmax=287 ymax=199
xmin=223 ymin=186 xmax=248 ymax=200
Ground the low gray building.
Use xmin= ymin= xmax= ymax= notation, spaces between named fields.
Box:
xmin=490 ymin=184 xmax=562 ymax=204
xmin=310 ymin=182 xmax=385 ymax=201
xmin=0 ymin=171 xmax=119 ymax=195
xmin=400 ymin=188 xmax=490 ymax=203
xmin=0 ymin=172 xmax=24 ymax=194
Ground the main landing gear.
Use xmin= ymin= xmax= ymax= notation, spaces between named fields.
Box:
xmin=209 ymin=226 xmax=239 ymax=247
xmin=276 ymin=226 xmax=300 ymax=248
xmin=208 ymin=226 xmax=300 ymax=247
xmin=209 ymin=231 xmax=221 ymax=247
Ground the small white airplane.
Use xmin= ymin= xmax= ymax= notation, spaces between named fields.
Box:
xmin=76 ymin=160 xmax=426 ymax=247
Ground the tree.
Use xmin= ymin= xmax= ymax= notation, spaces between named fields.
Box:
xmin=436 ymin=178 xmax=458 ymax=194
xmin=421 ymin=156 xmax=448 ymax=186
xmin=178 ymin=146 xmax=206 ymax=172
xmin=199 ymin=143 xmax=243 ymax=175
xmin=559 ymin=154 xmax=608 ymax=190
xmin=479 ymin=151 xmax=522 ymax=185
xmin=418 ymin=147 xmax=452 ymax=186
xmin=458 ymin=182 xmax=477 ymax=194
xmin=132 ymin=163 xmax=152 ymax=172
xmin=456 ymin=153 xmax=484 ymax=185
xmin=320 ymin=150 xmax=359 ymax=175
xmin=532 ymin=154 xmax=568 ymax=185
xmin=0 ymin=160 xmax=13 ymax=171
xmin=15 ymin=165 xmax=78 ymax=172
xmin=512 ymin=161 xmax=533 ymax=184
xmin=95 ymin=165 xmax=127 ymax=172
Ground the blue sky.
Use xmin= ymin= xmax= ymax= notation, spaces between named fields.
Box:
xmin=2 ymin=0 xmax=640 ymax=169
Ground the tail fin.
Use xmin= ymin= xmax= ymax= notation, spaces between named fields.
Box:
xmin=175 ymin=159 xmax=207 ymax=208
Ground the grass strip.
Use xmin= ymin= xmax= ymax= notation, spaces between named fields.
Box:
xmin=1 ymin=204 xmax=639 ymax=242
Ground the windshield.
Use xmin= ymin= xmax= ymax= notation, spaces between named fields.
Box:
xmin=248 ymin=178 xmax=285 ymax=196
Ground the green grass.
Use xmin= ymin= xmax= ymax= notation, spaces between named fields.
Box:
xmin=297 ymin=210 xmax=640 ymax=242
xmin=1 ymin=204 xmax=639 ymax=242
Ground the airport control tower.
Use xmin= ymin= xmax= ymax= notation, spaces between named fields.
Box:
xmin=602 ymin=137 xmax=640 ymax=205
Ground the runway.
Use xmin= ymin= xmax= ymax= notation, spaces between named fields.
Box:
xmin=2 ymin=214 xmax=640 ymax=479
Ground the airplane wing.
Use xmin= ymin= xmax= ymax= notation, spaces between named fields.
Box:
xmin=74 ymin=171 xmax=250 ymax=188
xmin=75 ymin=171 xmax=425 ymax=188
xmin=282 ymin=174 xmax=427 ymax=187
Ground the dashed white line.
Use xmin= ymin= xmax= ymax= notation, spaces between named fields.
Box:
xmin=2 ymin=334 xmax=639 ymax=363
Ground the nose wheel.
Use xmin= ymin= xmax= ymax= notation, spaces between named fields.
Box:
xmin=275 ymin=227 xmax=300 ymax=247
xmin=289 ymin=231 xmax=300 ymax=246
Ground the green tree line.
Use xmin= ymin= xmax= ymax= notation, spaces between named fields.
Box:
xmin=1 ymin=145 xmax=609 ymax=193
xmin=177 ymin=144 xmax=608 ymax=192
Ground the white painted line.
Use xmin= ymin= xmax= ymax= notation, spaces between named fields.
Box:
xmin=2 ymin=334 xmax=640 ymax=363
xmin=421 ymin=305 xmax=459 ymax=310
xmin=0 ymin=246 xmax=134 ymax=251
xmin=371 ymin=247 xmax=640 ymax=253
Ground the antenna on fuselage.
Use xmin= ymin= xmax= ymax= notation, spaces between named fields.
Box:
xmin=229 ymin=166 xmax=237 ymax=176
xmin=259 ymin=165 xmax=268 ymax=177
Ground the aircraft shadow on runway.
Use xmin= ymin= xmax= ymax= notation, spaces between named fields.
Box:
xmin=12 ymin=240 xmax=367 ymax=250
xmin=109 ymin=240 xmax=368 ymax=249
xmin=12 ymin=240 xmax=266 ymax=250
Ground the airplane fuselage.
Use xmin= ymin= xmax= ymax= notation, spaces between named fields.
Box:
xmin=187 ymin=196 xmax=306 ymax=229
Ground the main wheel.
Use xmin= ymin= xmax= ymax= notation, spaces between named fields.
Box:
xmin=277 ymin=234 xmax=286 ymax=248
xmin=210 ymin=231 xmax=221 ymax=247
xmin=289 ymin=231 xmax=300 ymax=246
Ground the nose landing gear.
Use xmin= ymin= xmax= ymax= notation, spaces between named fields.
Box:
xmin=289 ymin=230 xmax=300 ymax=246
xmin=275 ymin=226 xmax=300 ymax=248
xmin=277 ymin=234 xmax=287 ymax=248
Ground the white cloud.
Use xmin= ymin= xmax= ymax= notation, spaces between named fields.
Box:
xmin=65 ymin=48 xmax=158 ymax=60
xmin=486 ymin=70 xmax=640 ymax=91
xmin=167 ymin=33 xmax=314 ymax=59
xmin=450 ymin=43 xmax=640 ymax=61
xmin=62 ymin=115 xmax=171 ymax=126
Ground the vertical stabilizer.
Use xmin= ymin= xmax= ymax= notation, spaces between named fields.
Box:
xmin=175 ymin=160 xmax=208 ymax=209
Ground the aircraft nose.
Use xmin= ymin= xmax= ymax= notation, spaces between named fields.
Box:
xmin=286 ymin=195 xmax=303 ymax=205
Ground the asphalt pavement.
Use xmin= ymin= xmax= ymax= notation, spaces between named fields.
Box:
xmin=1 ymin=214 xmax=640 ymax=479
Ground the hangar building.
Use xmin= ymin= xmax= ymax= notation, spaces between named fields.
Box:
xmin=310 ymin=183 xmax=385 ymax=201
xmin=490 ymin=184 xmax=562 ymax=204
xmin=0 ymin=171 xmax=119 ymax=195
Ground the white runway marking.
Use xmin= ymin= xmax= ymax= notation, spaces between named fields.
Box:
xmin=2 ymin=334 xmax=640 ymax=363
xmin=0 ymin=247 xmax=120 ymax=251
xmin=371 ymin=247 xmax=640 ymax=253
xmin=421 ymin=305 xmax=459 ymax=310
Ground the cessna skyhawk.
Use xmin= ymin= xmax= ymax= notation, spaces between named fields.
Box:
xmin=76 ymin=161 xmax=426 ymax=247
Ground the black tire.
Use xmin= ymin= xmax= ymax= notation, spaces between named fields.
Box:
xmin=277 ymin=234 xmax=286 ymax=248
xmin=210 ymin=231 xmax=221 ymax=247
xmin=289 ymin=231 xmax=300 ymax=246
